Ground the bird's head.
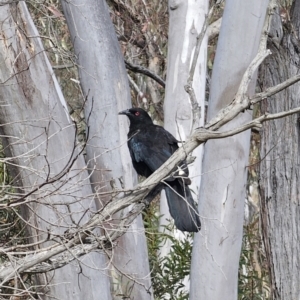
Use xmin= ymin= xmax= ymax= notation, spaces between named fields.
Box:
xmin=118 ymin=108 xmax=153 ymax=126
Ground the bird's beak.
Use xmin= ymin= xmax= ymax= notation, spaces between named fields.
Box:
xmin=118 ymin=109 xmax=130 ymax=115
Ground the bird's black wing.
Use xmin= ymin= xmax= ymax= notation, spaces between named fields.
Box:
xmin=128 ymin=125 xmax=178 ymax=177
xmin=128 ymin=124 xmax=200 ymax=232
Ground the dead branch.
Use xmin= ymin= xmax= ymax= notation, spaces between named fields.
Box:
xmin=250 ymin=74 xmax=300 ymax=104
xmin=204 ymin=1 xmax=277 ymax=131
xmin=125 ymin=60 xmax=165 ymax=88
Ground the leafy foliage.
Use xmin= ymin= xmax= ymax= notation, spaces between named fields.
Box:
xmin=143 ymin=203 xmax=193 ymax=300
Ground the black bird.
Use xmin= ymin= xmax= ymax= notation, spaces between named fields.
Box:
xmin=119 ymin=107 xmax=201 ymax=232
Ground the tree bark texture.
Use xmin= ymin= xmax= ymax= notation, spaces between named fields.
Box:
xmin=190 ymin=1 xmax=269 ymax=299
xmin=0 ymin=3 xmax=111 ymax=299
xmin=60 ymin=1 xmax=153 ymax=299
xmin=259 ymin=1 xmax=300 ymax=299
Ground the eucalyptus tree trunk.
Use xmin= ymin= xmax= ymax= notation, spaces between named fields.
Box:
xmin=161 ymin=1 xmax=208 ymax=294
xmin=0 ymin=2 xmax=111 ymax=299
xmin=259 ymin=1 xmax=300 ymax=299
xmin=162 ymin=0 xmax=208 ymax=235
xmin=60 ymin=1 xmax=153 ymax=299
xmin=190 ymin=1 xmax=269 ymax=299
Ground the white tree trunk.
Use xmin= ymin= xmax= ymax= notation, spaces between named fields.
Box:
xmin=190 ymin=1 xmax=269 ymax=299
xmin=60 ymin=1 xmax=153 ymax=299
xmin=161 ymin=0 xmax=208 ymax=294
xmin=0 ymin=3 xmax=111 ymax=299
xmin=162 ymin=0 xmax=208 ymax=234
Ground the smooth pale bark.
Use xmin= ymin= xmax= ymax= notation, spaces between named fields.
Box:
xmin=190 ymin=1 xmax=268 ymax=299
xmin=60 ymin=1 xmax=153 ymax=299
xmin=162 ymin=0 xmax=208 ymax=236
xmin=162 ymin=0 xmax=208 ymax=294
xmin=0 ymin=3 xmax=111 ymax=299
xmin=260 ymin=2 xmax=300 ymax=299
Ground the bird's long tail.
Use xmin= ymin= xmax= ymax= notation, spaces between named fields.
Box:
xmin=165 ymin=180 xmax=201 ymax=232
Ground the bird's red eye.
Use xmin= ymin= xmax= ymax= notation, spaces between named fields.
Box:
xmin=135 ymin=111 xmax=140 ymax=116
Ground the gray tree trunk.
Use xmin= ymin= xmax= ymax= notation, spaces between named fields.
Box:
xmin=0 ymin=3 xmax=111 ymax=299
xmin=60 ymin=1 xmax=153 ymax=299
xmin=190 ymin=1 xmax=268 ymax=299
xmin=259 ymin=1 xmax=300 ymax=299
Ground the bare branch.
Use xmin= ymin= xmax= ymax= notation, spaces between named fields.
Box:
xmin=2 ymin=72 xmax=300 ymax=284
xmin=204 ymin=50 xmax=271 ymax=130
xmin=250 ymin=74 xmax=300 ymax=104
xmin=186 ymin=11 xmax=210 ymax=88
xmin=125 ymin=60 xmax=165 ymax=88
xmin=0 ymin=202 xmax=145 ymax=284
xmin=204 ymin=1 xmax=277 ymax=131
xmin=184 ymin=10 xmax=210 ymax=131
